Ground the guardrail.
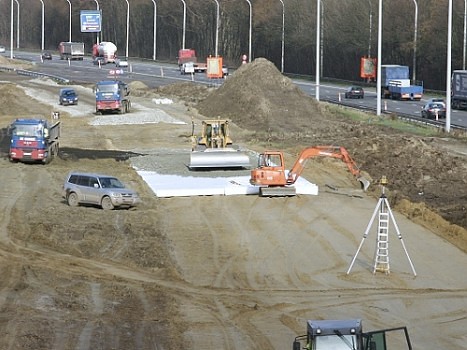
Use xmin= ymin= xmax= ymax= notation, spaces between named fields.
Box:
xmin=0 ymin=66 xmax=70 ymax=84
xmin=323 ymin=96 xmax=467 ymax=134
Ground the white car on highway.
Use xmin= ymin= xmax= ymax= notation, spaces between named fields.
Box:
xmin=0 ymin=45 xmax=6 ymax=53
xmin=115 ymin=58 xmax=128 ymax=68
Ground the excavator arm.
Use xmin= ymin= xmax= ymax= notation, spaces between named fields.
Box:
xmin=286 ymin=145 xmax=369 ymax=190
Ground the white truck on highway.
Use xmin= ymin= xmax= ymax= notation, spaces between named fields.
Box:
xmin=58 ymin=42 xmax=85 ymax=60
xmin=180 ymin=62 xmax=195 ymax=75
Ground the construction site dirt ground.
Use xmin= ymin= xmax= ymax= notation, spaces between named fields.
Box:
xmin=0 ymin=57 xmax=466 ymax=349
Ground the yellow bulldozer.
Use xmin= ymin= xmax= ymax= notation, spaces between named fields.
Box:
xmin=189 ymin=119 xmax=251 ymax=169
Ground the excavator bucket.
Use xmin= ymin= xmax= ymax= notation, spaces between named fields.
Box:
xmin=357 ymin=176 xmax=371 ymax=191
xmin=189 ymin=149 xmax=251 ymax=169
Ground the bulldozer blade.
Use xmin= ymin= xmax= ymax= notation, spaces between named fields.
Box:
xmin=358 ymin=176 xmax=371 ymax=191
xmin=189 ymin=149 xmax=251 ymax=169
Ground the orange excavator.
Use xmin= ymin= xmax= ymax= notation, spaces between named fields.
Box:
xmin=250 ymin=146 xmax=370 ymax=196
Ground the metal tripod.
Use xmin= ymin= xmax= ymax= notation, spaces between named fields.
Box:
xmin=346 ymin=177 xmax=417 ymax=276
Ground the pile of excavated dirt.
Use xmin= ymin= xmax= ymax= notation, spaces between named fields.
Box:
xmin=156 ymin=58 xmax=467 ymax=251
xmin=197 ymin=58 xmax=325 ymax=134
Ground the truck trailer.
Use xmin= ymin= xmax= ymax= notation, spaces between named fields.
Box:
xmin=58 ymin=42 xmax=84 ymax=60
xmin=451 ymin=70 xmax=467 ymax=109
xmin=381 ymin=65 xmax=423 ymax=100
xmin=95 ymin=80 xmax=131 ymax=114
xmin=293 ymin=319 xmax=412 ymax=350
xmin=9 ymin=118 xmax=60 ymax=164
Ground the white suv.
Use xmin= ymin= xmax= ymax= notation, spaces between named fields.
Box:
xmin=63 ymin=172 xmax=140 ymax=210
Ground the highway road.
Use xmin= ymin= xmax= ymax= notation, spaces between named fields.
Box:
xmin=3 ymin=50 xmax=467 ymax=129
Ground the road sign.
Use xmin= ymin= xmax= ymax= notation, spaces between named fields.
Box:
xmin=80 ymin=10 xmax=102 ymax=33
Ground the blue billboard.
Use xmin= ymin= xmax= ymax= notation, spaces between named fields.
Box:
xmin=80 ymin=10 xmax=102 ymax=33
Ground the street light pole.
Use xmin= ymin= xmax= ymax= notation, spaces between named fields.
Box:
xmin=180 ymin=0 xmax=186 ymax=49
xmin=376 ymin=0 xmax=382 ymax=116
xmin=446 ymin=0 xmax=452 ymax=133
xmin=10 ymin=0 xmax=14 ymax=59
xmin=411 ymin=0 xmax=418 ymax=81
xmin=245 ymin=0 xmax=252 ymax=62
xmin=14 ymin=0 xmax=19 ymax=49
xmin=124 ymin=0 xmax=129 ymax=58
xmin=39 ymin=0 xmax=44 ymax=51
xmin=151 ymin=0 xmax=157 ymax=60
xmin=463 ymin=0 xmax=466 ymax=69
xmin=212 ymin=0 xmax=219 ymax=57
xmin=66 ymin=0 xmax=72 ymax=42
xmin=315 ymin=0 xmax=320 ymax=100
xmin=368 ymin=0 xmax=372 ymax=57
xmin=93 ymin=0 xmax=99 ymax=44
xmin=279 ymin=0 xmax=285 ymax=73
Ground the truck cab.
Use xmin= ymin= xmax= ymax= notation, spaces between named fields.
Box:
xmin=95 ymin=80 xmax=131 ymax=114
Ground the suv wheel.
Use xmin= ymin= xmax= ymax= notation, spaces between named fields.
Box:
xmin=101 ymin=196 xmax=114 ymax=210
xmin=67 ymin=192 xmax=79 ymax=207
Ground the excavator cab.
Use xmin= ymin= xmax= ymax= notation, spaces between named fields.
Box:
xmin=258 ymin=152 xmax=283 ymax=168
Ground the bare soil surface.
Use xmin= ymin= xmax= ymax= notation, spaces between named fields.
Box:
xmin=0 ymin=57 xmax=466 ymax=349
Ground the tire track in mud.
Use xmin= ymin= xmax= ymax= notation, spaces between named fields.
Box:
xmin=0 ymin=164 xmax=26 ymax=242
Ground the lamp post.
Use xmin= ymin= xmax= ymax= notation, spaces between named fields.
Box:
xmin=446 ymin=0 xmax=452 ymax=132
xmin=320 ymin=0 xmax=323 ymax=78
xmin=279 ymin=0 xmax=284 ymax=73
xmin=245 ymin=0 xmax=252 ymax=62
xmin=368 ymin=0 xmax=372 ymax=57
xmin=66 ymin=0 xmax=72 ymax=42
xmin=39 ymin=0 xmax=44 ymax=51
xmin=124 ymin=0 xmax=129 ymax=58
xmin=10 ymin=0 xmax=14 ymax=59
xmin=212 ymin=0 xmax=219 ymax=57
xmin=93 ymin=0 xmax=99 ymax=44
xmin=376 ymin=0 xmax=382 ymax=116
xmin=315 ymin=0 xmax=320 ymax=100
xmin=14 ymin=0 xmax=19 ymax=48
xmin=180 ymin=0 xmax=186 ymax=49
xmin=151 ymin=0 xmax=157 ymax=60
xmin=411 ymin=0 xmax=418 ymax=81
xmin=463 ymin=0 xmax=466 ymax=69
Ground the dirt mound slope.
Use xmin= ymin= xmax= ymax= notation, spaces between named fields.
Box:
xmin=197 ymin=58 xmax=324 ymax=134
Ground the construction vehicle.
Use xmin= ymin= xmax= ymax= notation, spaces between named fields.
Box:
xmin=92 ymin=41 xmax=117 ymax=64
xmin=180 ymin=62 xmax=195 ymax=75
xmin=188 ymin=119 xmax=251 ymax=169
xmin=381 ymin=65 xmax=423 ymax=100
xmin=177 ymin=48 xmax=210 ymax=74
xmin=58 ymin=42 xmax=85 ymax=60
xmin=95 ymin=80 xmax=131 ymax=114
xmin=9 ymin=117 xmax=60 ymax=164
xmin=250 ymin=146 xmax=370 ymax=196
xmin=292 ymin=319 xmax=412 ymax=350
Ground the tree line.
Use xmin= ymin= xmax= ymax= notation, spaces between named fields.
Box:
xmin=0 ymin=0 xmax=463 ymax=90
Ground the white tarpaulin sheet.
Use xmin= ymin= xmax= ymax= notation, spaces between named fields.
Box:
xmin=137 ymin=171 xmax=319 ymax=198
